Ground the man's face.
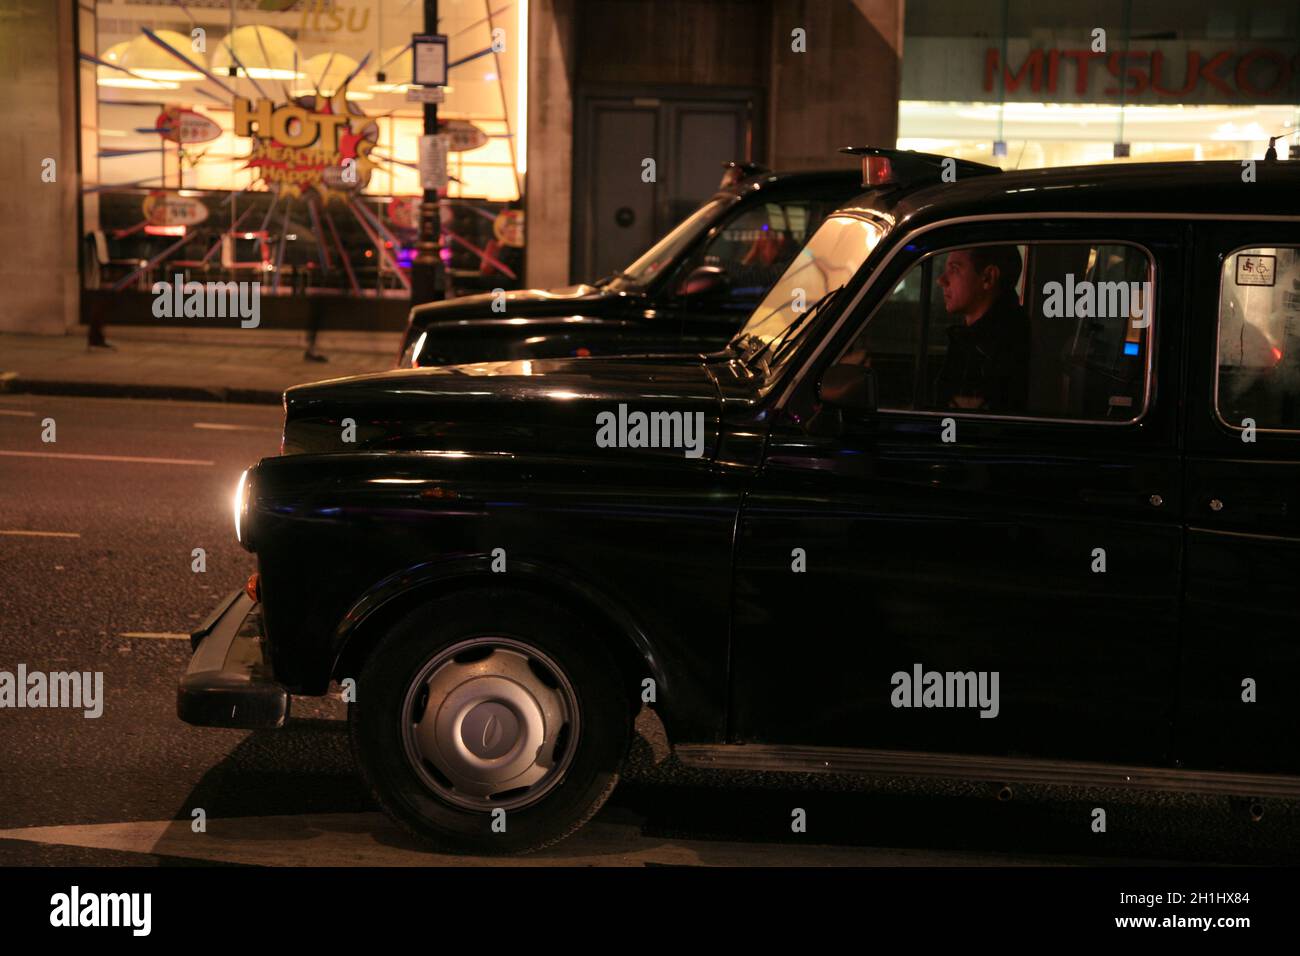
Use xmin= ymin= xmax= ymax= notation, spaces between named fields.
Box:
xmin=937 ymin=250 xmax=995 ymax=318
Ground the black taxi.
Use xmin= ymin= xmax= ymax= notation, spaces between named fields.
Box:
xmin=396 ymin=164 xmax=864 ymax=367
xmin=181 ymin=149 xmax=1300 ymax=854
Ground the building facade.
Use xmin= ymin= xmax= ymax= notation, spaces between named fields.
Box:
xmin=8 ymin=1 xmax=1299 ymax=340
xmin=5 ymin=1 xmax=895 ymax=337
xmin=900 ymin=0 xmax=1300 ymax=167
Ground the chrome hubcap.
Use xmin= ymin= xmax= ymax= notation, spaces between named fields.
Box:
xmin=400 ymin=638 xmax=579 ymax=811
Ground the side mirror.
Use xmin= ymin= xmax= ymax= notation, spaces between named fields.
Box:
xmin=819 ymin=363 xmax=877 ymax=413
xmin=676 ymin=264 xmax=729 ymax=302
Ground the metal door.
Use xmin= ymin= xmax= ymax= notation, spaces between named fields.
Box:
xmin=575 ymin=89 xmax=754 ymax=281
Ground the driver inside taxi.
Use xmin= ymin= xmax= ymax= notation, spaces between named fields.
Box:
xmin=844 ymin=245 xmax=1031 ymax=414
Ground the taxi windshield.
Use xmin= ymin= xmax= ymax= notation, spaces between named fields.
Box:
xmin=730 ymin=213 xmax=885 ymax=369
xmin=604 ymin=197 xmax=738 ymax=291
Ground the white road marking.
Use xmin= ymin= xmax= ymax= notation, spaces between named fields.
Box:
xmin=118 ymin=632 xmax=190 ymax=640
xmin=16 ymin=395 xmax=277 ymax=412
xmin=0 ymin=409 xmax=36 ymax=417
xmin=0 ymin=530 xmax=80 ymax=538
xmin=0 ymin=450 xmax=213 ymax=466
xmin=193 ymin=422 xmax=278 ymax=433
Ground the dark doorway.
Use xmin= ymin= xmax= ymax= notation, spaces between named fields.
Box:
xmin=573 ymin=87 xmax=758 ymax=281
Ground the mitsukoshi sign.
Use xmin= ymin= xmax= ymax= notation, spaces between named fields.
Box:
xmin=903 ymin=38 xmax=1300 ymax=104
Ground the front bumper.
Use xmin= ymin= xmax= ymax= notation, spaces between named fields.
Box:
xmin=178 ymin=589 xmax=290 ymax=730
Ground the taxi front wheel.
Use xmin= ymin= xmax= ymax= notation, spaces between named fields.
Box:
xmin=348 ymin=589 xmax=631 ymax=855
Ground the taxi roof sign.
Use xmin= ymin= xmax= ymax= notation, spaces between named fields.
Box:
xmin=839 ymin=147 xmax=1001 ymax=190
xmin=720 ymin=160 xmax=771 ymax=188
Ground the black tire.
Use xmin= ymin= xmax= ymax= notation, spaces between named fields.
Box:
xmin=348 ymin=588 xmax=631 ymax=855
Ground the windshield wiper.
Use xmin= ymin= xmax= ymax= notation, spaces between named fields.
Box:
xmin=740 ymin=285 xmax=845 ymax=371
xmin=593 ymin=270 xmax=635 ymax=288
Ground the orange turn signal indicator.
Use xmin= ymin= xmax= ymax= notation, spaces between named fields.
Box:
xmin=245 ymin=572 xmax=261 ymax=604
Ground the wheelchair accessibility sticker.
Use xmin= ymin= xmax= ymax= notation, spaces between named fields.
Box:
xmin=1236 ymin=254 xmax=1276 ymax=287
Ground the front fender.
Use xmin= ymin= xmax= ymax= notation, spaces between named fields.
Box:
xmin=252 ymin=445 xmax=738 ymax=745
xmin=329 ymin=552 xmax=674 ymax=725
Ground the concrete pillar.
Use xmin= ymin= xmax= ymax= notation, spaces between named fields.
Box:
xmin=768 ymin=0 xmax=903 ymax=171
xmin=525 ymin=0 xmax=577 ymax=288
xmin=0 ymin=0 xmax=81 ymax=334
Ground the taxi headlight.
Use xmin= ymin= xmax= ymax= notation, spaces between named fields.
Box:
xmin=233 ymin=467 xmax=254 ymax=550
xmin=401 ymin=330 xmax=428 ymax=368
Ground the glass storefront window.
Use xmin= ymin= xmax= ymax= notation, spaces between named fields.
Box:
xmin=899 ymin=102 xmax=1300 ymax=168
xmin=899 ymin=0 xmax=1300 ymax=169
xmin=79 ymin=0 xmax=529 ymax=321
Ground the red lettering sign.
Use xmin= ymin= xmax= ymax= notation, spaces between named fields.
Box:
xmin=981 ymin=46 xmax=1294 ymax=99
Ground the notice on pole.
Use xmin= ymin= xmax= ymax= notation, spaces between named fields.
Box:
xmin=412 ymin=34 xmax=448 ymax=87
xmin=419 ymin=134 xmax=449 ymax=190
xmin=406 ymin=87 xmax=446 ymax=104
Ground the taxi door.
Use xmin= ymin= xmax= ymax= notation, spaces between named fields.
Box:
xmin=730 ymin=219 xmax=1187 ymax=766
xmin=1176 ymin=221 xmax=1300 ymax=775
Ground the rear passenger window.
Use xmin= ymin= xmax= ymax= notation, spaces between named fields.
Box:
xmin=1217 ymin=247 xmax=1300 ymax=431
xmin=842 ymin=241 xmax=1153 ymax=421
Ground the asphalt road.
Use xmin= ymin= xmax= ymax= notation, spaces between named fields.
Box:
xmin=0 ymin=394 xmax=1297 ymax=866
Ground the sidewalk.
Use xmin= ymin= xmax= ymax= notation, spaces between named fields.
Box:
xmin=0 ymin=332 xmax=402 ymax=405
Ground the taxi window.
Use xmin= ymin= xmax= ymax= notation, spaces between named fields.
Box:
xmin=614 ymin=198 xmax=734 ymax=289
xmin=669 ymin=199 xmax=844 ymax=310
xmin=1217 ymin=247 xmax=1300 ymax=432
xmin=841 ymin=241 xmax=1152 ymax=421
xmin=738 ymin=214 xmax=885 ymax=372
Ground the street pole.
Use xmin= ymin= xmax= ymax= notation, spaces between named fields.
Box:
xmin=410 ymin=0 xmax=442 ymax=305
